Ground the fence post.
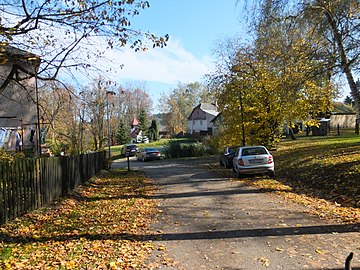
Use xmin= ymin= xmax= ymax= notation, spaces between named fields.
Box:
xmin=0 ymin=163 xmax=4 ymax=225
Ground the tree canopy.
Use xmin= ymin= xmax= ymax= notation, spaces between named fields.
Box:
xmin=238 ymin=0 xmax=360 ymax=116
xmin=210 ymin=1 xmax=341 ymax=147
xmin=0 ymin=0 xmax=168 ymax=84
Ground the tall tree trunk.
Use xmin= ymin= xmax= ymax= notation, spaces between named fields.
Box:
xmin=324 ymin=10 xmax=360 ymax=118
xmin=288 ymin=126 xmax=297 ymax=140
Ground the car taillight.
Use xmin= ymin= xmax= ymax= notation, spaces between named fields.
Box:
xmin=238 ymin=158 xmax=245 ymax=166
xmin=268 ymin=155 xmax=273 ymax=164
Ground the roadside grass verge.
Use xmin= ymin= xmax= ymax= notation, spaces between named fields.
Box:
xmin=201 ymin=134 xmax=360 ymax=223
xmin=274 ymin=135 xmax=360 ymax=208
xmin=0 ymin=169 xmax=158 ymax=269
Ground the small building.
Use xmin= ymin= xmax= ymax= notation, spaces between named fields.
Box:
xmin=188 ymin=103 xmax=219 ymax=137
xmin=312 ymin=118 xmax=331 ymax=136
xmin=130 ymin=117 xmax=142 ymax=143
xmin=0 ymin=45 xmax=41 ymax=151
xmin=330 ymin=102 xmax=357 ymax=129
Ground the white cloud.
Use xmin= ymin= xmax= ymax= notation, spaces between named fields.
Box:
xmin=101 ymin=39 xmax=214 ymax=85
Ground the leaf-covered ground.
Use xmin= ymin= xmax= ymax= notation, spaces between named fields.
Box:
xmin=202 ymin=134 xmax=360 ymax=224
xmin=0 ymin=169 xmax=160 ymax=269
xmin=1 ymin=135 xmax=359 ymax=268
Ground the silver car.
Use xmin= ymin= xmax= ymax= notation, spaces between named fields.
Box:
xmin=136 ymin=147 xmax=161 ymax=161
xmin=232 ymin=146 xmax=275 ymax=178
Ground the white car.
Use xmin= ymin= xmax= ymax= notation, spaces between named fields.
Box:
xmin=232 ymin=146 xmax=274 ymax=178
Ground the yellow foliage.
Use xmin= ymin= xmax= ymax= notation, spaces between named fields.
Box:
xmin=213 ymin=32 xmax=336 ymax=147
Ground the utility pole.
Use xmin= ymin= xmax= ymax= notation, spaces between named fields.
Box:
xmin=106 ymin=91 xmax=116 ymax=158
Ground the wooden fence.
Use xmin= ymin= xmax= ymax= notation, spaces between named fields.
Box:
xmin=0 ymin=151 xmax=106 ymax=225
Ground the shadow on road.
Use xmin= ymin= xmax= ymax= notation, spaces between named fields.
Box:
xmin=1 ymin=223 xmax=358 ymax=244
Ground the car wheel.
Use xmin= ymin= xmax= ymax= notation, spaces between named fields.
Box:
xmin=268 ymin=171 xmax=275 ymax=177
xmin=219 ymin=159 xmax=223 ymax=167
xmin=236 ymin=168 xmax=243 ymax=178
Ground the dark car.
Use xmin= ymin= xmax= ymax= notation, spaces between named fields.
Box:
xmin=121 ymin=144 xmax=138 ymax=157
xmin=219 ymin=145 xmax=240 ymax=168
xmin=136 ymin=147 xmax=161 ymax=161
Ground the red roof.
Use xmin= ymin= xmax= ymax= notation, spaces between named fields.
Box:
xmin=132 ymin=118 xmax=139 ymax=126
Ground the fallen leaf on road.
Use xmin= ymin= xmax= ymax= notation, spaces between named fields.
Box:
xmin=258 ymin=256 xmax=270 ymax=267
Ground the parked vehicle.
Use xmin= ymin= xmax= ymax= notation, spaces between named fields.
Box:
xmin=136 ymin=147 xmax=161 ymax=161
xmin=219 ymin=145 xmax=240 ymax=168
xmin=232 ymin=146 xmax=274 ymax=178
xmin=121 ymin=144 xmax=138 ymax=157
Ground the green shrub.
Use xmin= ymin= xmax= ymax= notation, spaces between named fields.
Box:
xmin=0 ymin=149 xmax=26 ymax=163
xmin=0 ymin=148 xmax=14 ymax=163
xmin=163 ymin=140 xmax=214 ymax=158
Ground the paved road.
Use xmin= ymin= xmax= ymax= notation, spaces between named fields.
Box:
xmin=113 ymin=158 xmax=359 ymax=270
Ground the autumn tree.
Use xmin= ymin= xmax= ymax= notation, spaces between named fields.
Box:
xmin=238 ymin=0 xmax=360 ymax=116
xmin=40 ymin=81 xmax=80 ymax=154
xmin=0 ymin=0 xmax=168 ymax=87
xmin=79 ymin=77 xmax=115 ymax=150
xmin=305 ymin=1 xmax=360 ymax=116
xmin=114 ymin=82 xmax=153 ymax=129
xmin=210 ymin=13 xmax=336 ymax=147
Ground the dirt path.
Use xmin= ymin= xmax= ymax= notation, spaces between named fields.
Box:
xmin=113 ymin=158 xmax=359 ymax=270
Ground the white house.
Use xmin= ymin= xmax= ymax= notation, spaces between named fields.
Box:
xmin=188 ymin=103 xmax=219 ymax=137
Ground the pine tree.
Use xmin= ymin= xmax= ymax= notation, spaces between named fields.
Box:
xmin=116 ymin=120 xmax=130 ymax=145
xmin=148 ymin=120 xmax=159 ymax=141
xmin=138 ymin=109 xmax=149 ymax=135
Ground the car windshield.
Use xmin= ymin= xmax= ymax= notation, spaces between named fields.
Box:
xmin=229 ymin=147 xmax=237 ymax=154
xmin=127 ymin=145 xmax=137 ymax=149
xmin=241 ymin=147 xmax=267 ymax=156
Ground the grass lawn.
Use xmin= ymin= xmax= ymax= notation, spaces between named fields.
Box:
xmin=275 ymin=134 xmax=360 ymax=208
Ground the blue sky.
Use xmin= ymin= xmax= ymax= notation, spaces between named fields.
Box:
xmin=99 ymin=0 xmax=245 ymax=108
xmin=71 ymin=0 xmax=351 ymax=107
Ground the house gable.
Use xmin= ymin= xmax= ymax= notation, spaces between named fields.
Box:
xmin=187 ymin=103 xmax=219 ymax=136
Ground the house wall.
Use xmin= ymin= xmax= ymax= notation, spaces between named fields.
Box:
xmin=211 ymin=114 xmax=224 ymax=135
xmin=188 ymin=119 xmax=209 ymax=133
xmin=188 ymin=107 xmax=216 ymax=134
xmin=0 ymin=59 xmax=38 ymax=151
xmin=330 ymin=114 xmax=356 ymax=129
